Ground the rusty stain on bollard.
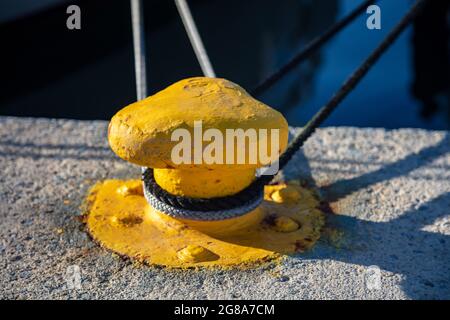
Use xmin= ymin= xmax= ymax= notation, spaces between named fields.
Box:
xmin=84 ymin=78 xmax=325 ymax=268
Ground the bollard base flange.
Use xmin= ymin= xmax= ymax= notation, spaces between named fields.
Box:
xmin=84 ymin=179 xmax=325 ymax=268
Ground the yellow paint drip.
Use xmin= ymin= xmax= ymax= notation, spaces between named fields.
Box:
xmin=177 ymin=245 xmax=219 ymax=263
xmin=85 ymin=179 xmax=325 ymax=268
xmin=270 ymin=184 xmax=302 ymax=204
xmin=116 ymin=180 xmax=144 ymax=197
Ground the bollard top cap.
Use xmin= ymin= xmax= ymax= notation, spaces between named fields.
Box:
xmin=108 ymin=77 xmax=288 ymax=169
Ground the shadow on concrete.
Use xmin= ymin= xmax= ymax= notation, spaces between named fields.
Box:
xmin=298 ymin=133 xmax=450 ymax=299
xmin=0 ymin=141 xmax=110 ymax=151
xmin=0 ymin=140 xmax=115 ymax=161
xmin=321 ymin=134 xmax=450 ymax=202
xmin=1 ymin=131 xmax=448 ymax=298
xmin=303 ymin=192 xmax=450 ymax=299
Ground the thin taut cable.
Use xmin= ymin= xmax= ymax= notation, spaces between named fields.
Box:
xmin=175 ymin=0 xmax=216 ymax=77
xmin=251 ymin=0 xmax=376 ymax=97
xmin=130 ymin=0 xmax=147 ymax=101
xmin=255 ymin=0 xmax=429 ymax=187
xmin=130 ymin=0 xmax=148 ymax=174
xmin=141 ymin=0 xmax=428 ymax=215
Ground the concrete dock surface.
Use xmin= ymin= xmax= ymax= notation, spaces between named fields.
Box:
xmin=0 ymin=116 xmax=449 ymax=299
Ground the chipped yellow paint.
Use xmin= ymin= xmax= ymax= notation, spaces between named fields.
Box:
xmin=108 ymin=77 xmax=289 ymax=198
xmin=107 ymin=77 xmax=289 ymax=170
xmin=85 ymin=179 xmax=325 ymax=268
xmin=84 ymin=77 xmax=325 ymax=268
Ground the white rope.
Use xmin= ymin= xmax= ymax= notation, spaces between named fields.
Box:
xmin=174 ymin=0 xmax=216 ymax=77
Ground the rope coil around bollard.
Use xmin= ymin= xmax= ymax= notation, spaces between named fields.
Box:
xmin=143 ymin=0 xmax=428 ymax=220
xmin=143 ymin=169 xmax=264 ymax=220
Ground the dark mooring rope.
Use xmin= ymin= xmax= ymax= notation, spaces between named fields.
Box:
xmin=143 ymin=169 xmax=264 ymax=214
xmin=251 ymin=0 xmax=377 ymax=97
xmin=144 ymin=0 xmax=428 ymax=213
xmin=254 ymin=0 xmax=428 ymax=188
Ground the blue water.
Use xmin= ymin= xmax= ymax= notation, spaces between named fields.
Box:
xmin=2 ymin=0 xmax=448 ymax=129
xmin=266 ymin=0 xmax=448 ymax=129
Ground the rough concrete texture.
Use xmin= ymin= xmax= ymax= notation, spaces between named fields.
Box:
xmin=0 ymin=116 xmax=449 ymax=300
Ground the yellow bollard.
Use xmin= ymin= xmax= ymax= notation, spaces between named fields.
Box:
xmin=85 ymin=77 xmax=325 ymax=268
